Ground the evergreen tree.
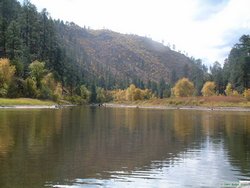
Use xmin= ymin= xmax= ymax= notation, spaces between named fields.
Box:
xmin=210 ymin=61 xmax=223 ymax=93
xmin=6 ymin=21 xmax=21 ymax=59
xmin=90 ymin=84 xmax=97 ymax=103
xmin=224 ymin=35 xmax=250 ymax=92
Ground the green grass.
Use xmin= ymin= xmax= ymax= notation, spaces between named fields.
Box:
xmin=0 ymin=98 xmax=56 ymax=106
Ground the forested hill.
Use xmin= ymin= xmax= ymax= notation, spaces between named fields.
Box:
xmin=2 ymin=0 xmax=249 ymax=102
xmin=0 ymin=0 xmax=206 ymax=91
xmin=55 ymin=22 xmax=194 ymax=86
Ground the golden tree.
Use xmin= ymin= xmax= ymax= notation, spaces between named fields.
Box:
xmin=0 ymin=58 xmax=15 ymax=86
xmin=225 ymin=83 xmax=233 ymax=96
xmin=126 ymin=84 xmax=136 ymax=101
xmin=112 ymin=89 xmax=126 ymax=101
xmin=201 ymin=81 xmax=216 ymax=96
xmin=0 ymin=59 xmax=16 ymax=97
xmin=172 ymin=78 xmax=195 ymax=97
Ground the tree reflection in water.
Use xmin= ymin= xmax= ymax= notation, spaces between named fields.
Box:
xmin=0 ymin=107 xmax=249 ymax=187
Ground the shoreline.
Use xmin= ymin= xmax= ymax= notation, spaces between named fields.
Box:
xmin=1 ymin=103 xmax=250 ymax=112
xmin=0 ymin=105 xmax=58 ymax=109
xmin=104 ymin=103 xmax=250 ymax=112
xmin=0 ymin=104 xmax=76 ymax=109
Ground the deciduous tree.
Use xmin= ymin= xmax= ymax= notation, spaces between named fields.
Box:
xmin=172 ymin=78 xmax=195 ymax=97
xmin=0 ymin=58 xmax=15 ymax=96
xmin=225 ymin=83 xmax=233 ymax=96
xmin=28 ymin=60 xmax=47 ymax=88
xmin=201 ymin=81 xmax=216 ymax=97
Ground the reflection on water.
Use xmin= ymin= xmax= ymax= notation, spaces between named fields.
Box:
xmin=0 ymin=107 xmax=250 ymax=187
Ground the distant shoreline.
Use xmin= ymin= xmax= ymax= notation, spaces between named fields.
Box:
xmin=0 ymin=100 xmax=250 ymax=112
xmin=104 ymin=103 xmax=250 ymax=112
xmin=0 ymin=105 xmax=58 ymax=109
xmin=0 ymin=102 xmax=250 ymax=112
xmin=0 ymin=104 xmax=76 ymax=109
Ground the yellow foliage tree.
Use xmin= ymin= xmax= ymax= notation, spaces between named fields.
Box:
xmin=172 ymin=78 xmax=195 ymax=97
xmin=42 ymin=73 xmax=56 ymax=91
xmin=126 ymin=84 xmax=136 ymax=101
xmin=0 ymin=59 xmax=16 ymax=97
xmin=112 ymin=89 xmax=126 ymax=101
xmin=0 ymin=58 xmax=15 ymax=85
xmin=225 ymin=83 xmax=233 ymax=96
xmin=112 ymin=84 xmax=153 ymax=101
xmin=201 ymin=81 xmax=216 ymax=96
xmin=41 ymin=73 xmax=62 ymax=100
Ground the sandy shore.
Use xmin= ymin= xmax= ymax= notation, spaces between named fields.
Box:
xmin=104 ymin=103 xmax=250 ymax=112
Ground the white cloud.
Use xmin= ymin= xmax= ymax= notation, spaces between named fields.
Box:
xmin=27 ymin=0 xmax=250 ymax=66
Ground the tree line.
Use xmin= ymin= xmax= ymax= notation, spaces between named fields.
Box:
xmin=0 ymin=0 xmax=87 ymax=99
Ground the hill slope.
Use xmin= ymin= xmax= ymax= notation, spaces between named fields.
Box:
xmin=56 ymin=23 xmax=193 ymax=86
xmin=1 ymin=0 xmax=205 ymax=95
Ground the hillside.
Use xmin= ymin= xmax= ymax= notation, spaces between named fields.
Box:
xmin=56 ymin=22 xmax=193 ymax=86
xmin=0 ymin=0 xmax=208 ymax=100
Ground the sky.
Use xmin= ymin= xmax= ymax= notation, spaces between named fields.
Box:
xmin=19 ymin=0 xmax=250 ymax=66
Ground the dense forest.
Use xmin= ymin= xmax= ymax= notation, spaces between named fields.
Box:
xmin=0 ymin=0 xmax=249 ymax=103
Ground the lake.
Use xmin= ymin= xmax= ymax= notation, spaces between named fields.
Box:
xmin=0 ymin=106 xmax=250 ymax=187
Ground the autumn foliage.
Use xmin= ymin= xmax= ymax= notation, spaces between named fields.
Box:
xmin=243 ymin=89 xmax=250 ymax=101
xmin=112 ymin=84 xmax=153 ymax=101
xmin=172 ymin=78 xmax=195 ymax=97
xmin=201 ymin=81 xmax=216 ymax=96
xmin=0 ymin=59 xmax=16 ymax=97
xmin=225 ymin=83 xmax=233 ymax=96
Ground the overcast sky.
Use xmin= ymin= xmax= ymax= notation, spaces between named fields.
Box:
xmin=20 ymin=0 xmax=250 ymax=65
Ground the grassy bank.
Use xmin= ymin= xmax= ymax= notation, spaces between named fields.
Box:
xmin=112 ymin=96 xmax=250 ymax=108
xmin=0 ymin=98 xmax=56 ymax=106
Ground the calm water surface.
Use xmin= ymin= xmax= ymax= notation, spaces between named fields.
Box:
xmin=0 ymin=106 xmax=250 ymax=187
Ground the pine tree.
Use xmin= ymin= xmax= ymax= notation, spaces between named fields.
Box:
xmin=90 ymin=84 xmax=97 ymax=103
